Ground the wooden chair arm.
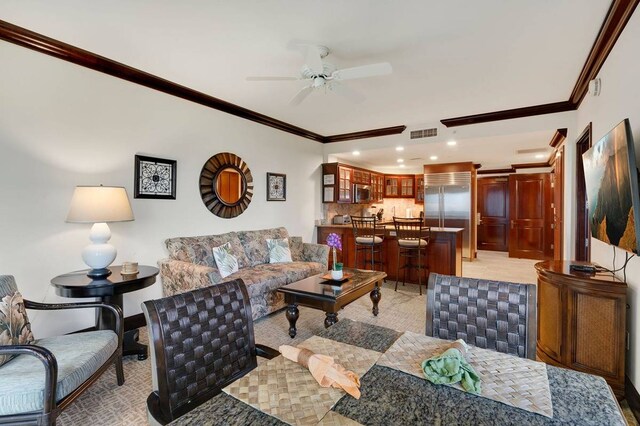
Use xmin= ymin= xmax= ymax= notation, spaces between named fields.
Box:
xmin=24 ymin=300 xmax=124 ymax=351
xmin=255 ymin=344 xmax=279 ymax=360
xmin=0 ymin=344 xmax=58 ymax=416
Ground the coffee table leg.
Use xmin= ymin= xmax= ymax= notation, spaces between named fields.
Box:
xmin=286 ymin=304 xmax=299 ymax=338
xmin=325 ymin=312 xmax=338 ymax=328
xmin=370 ymin=283 xmax=381 ymax=316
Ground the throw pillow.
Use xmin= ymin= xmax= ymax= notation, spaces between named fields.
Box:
xmin=289 ymin=236 xmax=304 ymax=261
xmin=267 ymin=238 xmax=293 ymax=263
xmin=212 ymin=242 xmax=239 ymax=278
xmin=0 ymin=291 xmax=35 ymax=367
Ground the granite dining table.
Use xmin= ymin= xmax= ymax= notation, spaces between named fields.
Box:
xmin=169 ymin=319 xmax=626 ymax=426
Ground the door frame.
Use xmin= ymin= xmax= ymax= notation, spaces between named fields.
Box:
xmin=575 ymin=123 xmax=592 ymax=262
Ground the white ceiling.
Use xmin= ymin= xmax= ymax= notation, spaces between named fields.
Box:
xmin=1 ymin=0 xmax=611 ymax=137
xmin=0 ymin=1 xmax=611 ymax=172
xmin=331 ymin=130 xmax=556 ymax=173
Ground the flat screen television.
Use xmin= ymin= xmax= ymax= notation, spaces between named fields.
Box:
xmin=582 ymin=119 xmax=640 ymax=254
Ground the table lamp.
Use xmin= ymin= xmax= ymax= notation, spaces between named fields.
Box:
xmin=66 ymin=185 xmax=134 ymax=278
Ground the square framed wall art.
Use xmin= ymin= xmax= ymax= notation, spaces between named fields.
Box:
xmin=134 ymin=155 xmax=177 ymax=199
xmin=267 ymin=172 xmax=286 ymax=201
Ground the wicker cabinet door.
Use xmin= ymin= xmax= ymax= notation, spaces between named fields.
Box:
xmin=565 ymin=286 xmax=626 ymax=392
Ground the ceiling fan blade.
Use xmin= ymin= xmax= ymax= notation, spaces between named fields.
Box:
xmin=305 ymin=45 xmax=324 ymax=75
xmin=330 ymin=82 xmax=366 ymax=104
xmin=289 ymin=86 xmax=314 ymax=106
xmin=332 ymin=62 xmax=392 ymax=81
xmin=246 ymin=76 xmax=299 ymax=81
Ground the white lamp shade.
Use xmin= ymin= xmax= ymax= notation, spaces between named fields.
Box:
xmin=66 ymin=186 xmax=134 ymax=223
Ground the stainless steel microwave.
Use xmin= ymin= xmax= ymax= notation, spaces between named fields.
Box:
xmin=354 ymin=184 xmax=371 ymax=204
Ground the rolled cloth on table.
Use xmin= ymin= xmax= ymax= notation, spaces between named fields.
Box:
xmin=421 ymin=339 xmax=481 ymax=394
xmin=279 ymin=345 xmax=361 ymax=399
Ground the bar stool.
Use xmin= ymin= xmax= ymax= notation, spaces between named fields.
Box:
xmin=350 ymin=216 xmax=385 ymax=272
xmin=393 ymin=217 xmax=430 ymax=295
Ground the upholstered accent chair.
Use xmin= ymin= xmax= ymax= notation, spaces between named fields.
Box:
xmin=0 ymin=275 xmax=124 ymax=425
xmin=350 ymin=216 xmax=385 ymax=272
xmin=426 ymin=273 xmax=537 ymax=360
xmin=143 ymin=278 xmax=278 ymax=425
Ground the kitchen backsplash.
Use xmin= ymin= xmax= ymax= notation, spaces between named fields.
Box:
xmin=322 ymin=198 xmax=424 ymax=223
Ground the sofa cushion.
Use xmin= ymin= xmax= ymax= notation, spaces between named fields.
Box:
xmin=267 ymin=238 xmax=292 ymax=263
xmin=165 ymin=232 xmax=250 ymax=269
xmin=0 ymin=330 xmax=117 ymax=415
xmin=212 ymin=242 xmax=240 ymax=278
xmin=224 ymin=261 xmax=324 ymax=299
xmin=289 ymin=236 xmax=304 ymax=261
xmin=0 ymin=276 xmax=35 ymax=368
xmin=237 ymin=227 xmax=289 ymax=266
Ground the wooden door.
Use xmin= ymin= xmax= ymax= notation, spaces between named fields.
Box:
xmin=337 ymin=166 xmax=352 ymax=203
xmin=508 ymin=173 xmax=551 ymax=260
xmin=477 ymin=177 xmax=509 ymax=251
xmin=553 ymin=146 xmax=564 ymax=260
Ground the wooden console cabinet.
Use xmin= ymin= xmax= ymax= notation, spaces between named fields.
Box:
xmin=535 ymin=261 xmax=627 ymax=399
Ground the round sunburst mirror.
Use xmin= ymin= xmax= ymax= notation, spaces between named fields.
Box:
xmin=199 ymin=152 xmax=253 ymax=218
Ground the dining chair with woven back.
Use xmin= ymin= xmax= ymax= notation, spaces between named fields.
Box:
xmin=393 ymin=217 xmax=430 ymax=295
xmin=425 ymin=273 xmax=537 ymax=360
xmin=142 ymin=278 xmax=279 ymax=425
xmin=350 ymin=216 xmax=385 ymax=272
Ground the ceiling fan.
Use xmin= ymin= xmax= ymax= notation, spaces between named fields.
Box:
xmin=246 ymin=45 xmax=392 ymax=106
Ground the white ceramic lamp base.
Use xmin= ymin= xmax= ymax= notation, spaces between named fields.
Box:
xmin=82 ymin=222 xmax=117 ymax=278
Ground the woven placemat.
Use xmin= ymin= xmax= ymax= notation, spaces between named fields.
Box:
xmin=377 ymin=331 xmax=553 ymax=418
xmin=224 ymin=336 xmax=381 ymax=425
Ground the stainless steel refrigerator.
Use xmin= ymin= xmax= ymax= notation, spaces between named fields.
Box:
xmin=424 ymin=171 xmax=472 ymax=258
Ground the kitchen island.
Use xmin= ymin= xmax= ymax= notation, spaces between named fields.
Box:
xmin=317 ymin=224 xmax=463 ymax=281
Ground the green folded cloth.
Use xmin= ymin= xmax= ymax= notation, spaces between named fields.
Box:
xmin=421 ymin=340 xmax=481 ymax=394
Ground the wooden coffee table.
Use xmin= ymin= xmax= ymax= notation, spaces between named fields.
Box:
xmin=277 ymin=268 xmax=386 ymax=338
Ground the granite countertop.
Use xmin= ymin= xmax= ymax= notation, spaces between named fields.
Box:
xmin=316 ymin=224 xmax=464 ymax=233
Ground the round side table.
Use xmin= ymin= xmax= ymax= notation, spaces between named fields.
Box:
xmin=51 ymin=265 xmax=159 ymax=360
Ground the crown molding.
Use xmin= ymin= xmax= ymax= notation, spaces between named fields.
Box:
xmin=323 ymin=125 xmax=406 ymax=143
xmin=549 ymin=128 xmax=568 ymax=148
xmin=0 ymin=20 xmax=327 ymax=142
xmin=511 ymin=161 xmax=551 ymax=170
xmin=477 ymin=168 xmax=516 ymax=175
xmin=440 ymin=101 xmax=574 ymax=128
xmin=570 ymin=0 xmax=640 ymax=107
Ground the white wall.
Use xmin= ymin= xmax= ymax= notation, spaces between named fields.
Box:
xmin=0 ymin=42 xmax=323 ymax=337
xmin=572 ymin=9 xmax=640 ymax=388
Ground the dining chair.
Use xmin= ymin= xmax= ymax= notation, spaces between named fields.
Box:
xmin=425 ymin=273 xmax=537 ymax=360
xmin=350 ymin=216 xmax=385 ymax=272
xmin=0 ymin=275 xmax=124 ymax=426
xmin=393 ymin=217 xmax=430 ymax=295
xmin=142 ymin=278 xmax=279 ymax=425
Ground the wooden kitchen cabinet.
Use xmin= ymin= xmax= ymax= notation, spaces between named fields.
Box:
xmin=415 ymin=175 xmax=424 ymax=203
xmin=352 ymin=169 xmax=371 ymax=185
xmin=322 ymin=163 xmax=353 ymax=203
xmin=384 ymin=175 xmax=415 ymax=198
xmin=371 ymin=173 xmax=384 ymax=203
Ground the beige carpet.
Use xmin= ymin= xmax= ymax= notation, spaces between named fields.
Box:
xmin=56 ymin=251 xmax=637 ymax=425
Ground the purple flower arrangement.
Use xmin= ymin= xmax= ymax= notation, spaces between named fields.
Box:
xmin=326 ymin=233 xmax=343 ymax=271
xmin=326 ymin=233 xmax=342 ymax=251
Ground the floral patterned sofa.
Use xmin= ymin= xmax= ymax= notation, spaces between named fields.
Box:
xmin=158 ymin=227 xmax=329 ymax=320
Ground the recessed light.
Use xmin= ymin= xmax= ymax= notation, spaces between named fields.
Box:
xmin=430 ymin=155 xmax=438 ymax=160
xmin=396 ymin=146 xmax=404 ymax=151
xmin=397 ymin=159 xmax=404 ymax=163
xmin=535 ymin=154 xmax=544 ymax=159
xmin=352 ymin=151 xmax=360 ymax=156
xmin=447 ymin=141 xmax=457 ymax=146
xmin=399 ymin=164 xmax=406 ymax=168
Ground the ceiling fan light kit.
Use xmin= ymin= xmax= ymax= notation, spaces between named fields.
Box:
xmin=247 ymin=44 xmax=393 ymax=105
